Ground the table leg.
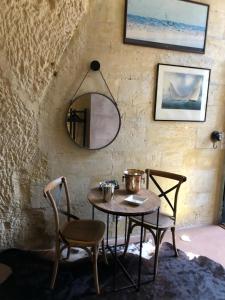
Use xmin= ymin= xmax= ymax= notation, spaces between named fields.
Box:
xmin=124 ymin=216 xmax=128 ymax=244
xmin=137 ymin=214 xmax=144 ymax=291
xmin=153 ymin=208 xmax=160 ymax=280
xmin=106 ymin=213 xmax=109 ymax=247
xmin=92 ymin=206 xmax=95 ymax=220
xmin=113 ymin=215 xmax=118 ymax=290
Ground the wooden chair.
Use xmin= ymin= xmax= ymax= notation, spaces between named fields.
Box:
xmin=123 ymin=169 xmax=186 ymax=278
xmin=43 ymin=176 xmax=107 ymax=294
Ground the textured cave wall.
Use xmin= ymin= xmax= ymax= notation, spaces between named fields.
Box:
xmin=0 ymin=0 xmax=89 ymax=248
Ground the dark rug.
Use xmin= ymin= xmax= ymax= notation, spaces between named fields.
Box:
xmin=0 ymin=242 xmax=225 ymax=300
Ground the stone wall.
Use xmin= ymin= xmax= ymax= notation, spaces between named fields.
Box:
xmin=1 ymin=0 xmax=225 ymax=248
xmin=0 ymin=0 xmax=88 ymax=248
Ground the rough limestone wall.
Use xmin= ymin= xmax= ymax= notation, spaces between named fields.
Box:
xmin=0 ymin=0 xmax=88 ymax=248
xmin=40 ymin=0 xmax=225 ymax=242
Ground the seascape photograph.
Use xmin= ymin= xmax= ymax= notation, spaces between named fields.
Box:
xmin=125 ymin=0 xmax=209 ymax=51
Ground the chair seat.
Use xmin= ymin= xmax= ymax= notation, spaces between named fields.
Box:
xmin=62 ymin=219 xmax=105 ymax=245
xmin=131 ymin=212 xmax=174 ymax=229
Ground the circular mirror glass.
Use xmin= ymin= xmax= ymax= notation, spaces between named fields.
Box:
xmin=66 ymin=93 xmax=121 ymax=150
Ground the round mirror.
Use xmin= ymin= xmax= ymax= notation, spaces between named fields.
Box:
xmin=66 ymin=93 xmax=121 ymax=150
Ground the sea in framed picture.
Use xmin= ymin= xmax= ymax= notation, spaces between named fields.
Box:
xmin=124 ymin=0 xmax=209 ymax=53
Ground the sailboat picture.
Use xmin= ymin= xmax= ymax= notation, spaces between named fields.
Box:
xmin=162 ymin=72 xmax=203 ymax=110
xmin=155 ymin=64 xmax=211 ymax=122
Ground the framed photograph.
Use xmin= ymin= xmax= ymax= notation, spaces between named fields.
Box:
xmin=155 ymin=64 xmax=211 ymax=122
xmin=124 ymin=0 xmax=209 ymax=53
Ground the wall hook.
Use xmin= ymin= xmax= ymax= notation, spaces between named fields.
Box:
xmin=90 ymin=60 xmax=100 ymax=71
xmin=211 ymin=131 xmax=223 ymax=149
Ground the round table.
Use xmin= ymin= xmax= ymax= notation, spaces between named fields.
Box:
xmin=88 ymin=188 xmax=160 ymax=216
xmin=88 ymin=188 xmax=161 ymax=292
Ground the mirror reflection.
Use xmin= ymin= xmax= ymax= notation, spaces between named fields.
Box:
xmin=66 ymin=93 xmax=121 ymax=150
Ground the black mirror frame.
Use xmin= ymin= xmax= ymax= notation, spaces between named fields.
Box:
xmin=65 ymin=92 xmax=121 ymax=150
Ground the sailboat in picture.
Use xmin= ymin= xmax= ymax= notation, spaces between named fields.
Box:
xmin=189 ymin=80 xmax=202 ymax=102
xmin=168 ymin=79 xmax=202 ymax=102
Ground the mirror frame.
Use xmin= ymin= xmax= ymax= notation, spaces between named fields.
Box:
xmin=65 ymin=92 xmax=121 ymax=150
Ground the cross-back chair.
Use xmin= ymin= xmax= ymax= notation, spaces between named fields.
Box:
xmin=43 ymin=176 xmax=107 ymax=295
xmin=123 ymin=169 xmax=186 ymax=278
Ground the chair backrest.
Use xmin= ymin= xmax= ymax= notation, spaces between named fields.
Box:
xmin=43 ymin=176 xmax=71 ymax=236
xmin=145 ymin=169 xmax=187 ymax=222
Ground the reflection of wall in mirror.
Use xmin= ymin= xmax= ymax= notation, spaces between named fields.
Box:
xmin=74 ymin=95 xmax=91 ymax=147
xmin=68 ymin=95 xmax=91 ymax=147
xmin=89 ymin=94 xmax=119 ymax=149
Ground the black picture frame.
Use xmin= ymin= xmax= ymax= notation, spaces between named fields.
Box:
xmin=124 ymin=0 xmax=209 ymax=54
xmin=154 ymin=64 xmax=211 ymax=122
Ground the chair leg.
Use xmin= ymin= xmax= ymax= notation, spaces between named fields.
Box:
xmin=101 ymin=239 xmax=108 ymax=265
xmin=143 ymin=228 xmax=147 ymax=242
xmin=171 ymin=227 xmax=178 ymax=257
xmin=50 ymin=241 xmax=60 ymax=289
xmin=153 ymin=229 xmax=161 ymax=281
xmin=93 ymin=245 xmax=100 ymax=295
xmin=123 ymin=218 xmax=133 ymax=256
xmin=66 ymin=246 xmax=71 ymax=260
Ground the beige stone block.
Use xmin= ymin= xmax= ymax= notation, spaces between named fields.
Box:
xmin=210 ymin=64 xmax=225 ymax=85
xmin=208 ymin=83 xmax=225 ymax=106
xmin=146 ymin=152 xmax=162 ymax=169
xmin=194 ymin=205 xmax=216 ymax=224
xmin=51 ymin=152 xmax=115 ymax=178
xmin=110 ymin=152 xmax=140 ymax=171
xmin=90 ymin=0 xmax=123 ymax=25
xmin=183 ymin=150 xmax=223 ymax=169
xmin=116 ymin=77 xmax=152 ymax=104
xmin=204 ymin=0 xmax=225 ymax=13
xmin=149 ymin=124 xmax=196 ymax=151
xmin=188 ymin=169 xmax=216 ymax=193
xmin=193 ymin=192 xmax=211 ymax=207
xmin=207 ymin=10 xmax=225 ymax=39
xmin=204 ymin=106 xmax=225 ymax=129
xmin=206 ymin=39 xmax=225 ymax=63
xmin=177 ymin=201 xmax=215 ymax=227
xmin=160 ymin=151 xmax=184 ymax=169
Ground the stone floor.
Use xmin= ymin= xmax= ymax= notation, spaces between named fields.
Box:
xmin=163 ymin=225 xmax=225 ymax=267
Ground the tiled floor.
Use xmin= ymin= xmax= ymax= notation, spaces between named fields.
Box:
xmin=163 ymin=225 xmax=225 ymax=267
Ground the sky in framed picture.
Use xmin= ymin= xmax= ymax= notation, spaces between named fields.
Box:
xmin=155 ymin=64 xmax=211 ymax=122
xmin=124 ymin=0 xmax=209 ymax=53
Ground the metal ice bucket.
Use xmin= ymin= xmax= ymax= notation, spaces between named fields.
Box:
xmin=122 ymin=169 xmax=145 ymax=194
